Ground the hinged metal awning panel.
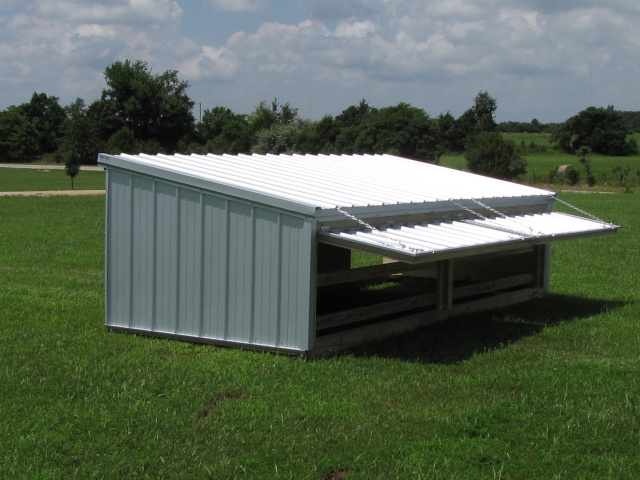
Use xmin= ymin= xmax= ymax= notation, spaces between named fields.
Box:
xmin=318 ymin=212 xmax=619 ymax=264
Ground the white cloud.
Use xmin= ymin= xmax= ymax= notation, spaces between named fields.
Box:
xmin=33 ymin=0 xmax=183 ymax=25
xmin=208 ymin=0 xmax=265 ymax=13
xmin=2 ymin=0 xmax=640 ymax=122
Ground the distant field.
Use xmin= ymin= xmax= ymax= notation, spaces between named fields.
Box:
xmin=0 ymin=167 xmax=105 ymax=192
xmin=502 ymin=132 xmax=552 ymax=146
xmin=440 ymin=133 xmax=640 ymax=190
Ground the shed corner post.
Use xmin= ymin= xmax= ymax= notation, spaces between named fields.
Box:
xmin=103 ymin=165 xmax=110 ymax=327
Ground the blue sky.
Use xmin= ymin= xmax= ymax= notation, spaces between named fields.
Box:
xmin=2 ymin=0 xmax=640 ymax=123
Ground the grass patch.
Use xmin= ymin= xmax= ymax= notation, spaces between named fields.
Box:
xmin=1 ymin=193 xmax=639 ymax=478
xmin=0 ymin=167 xmax=105 ymax=192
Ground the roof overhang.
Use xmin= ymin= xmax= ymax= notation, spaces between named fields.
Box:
xmin=318 ymin=212 xmax=619 ymax=264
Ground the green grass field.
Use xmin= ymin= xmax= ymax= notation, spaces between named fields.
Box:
xmin=440 ymin=134 xmax=640 ymax=191
xmin=0 ymin=167 xmax=105 ymax=192
xmin=1 ymin=190 xmax=638 ymax=478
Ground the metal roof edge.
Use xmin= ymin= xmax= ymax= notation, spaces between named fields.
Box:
xmin=98 ymin=153 xmax=319 ymax=217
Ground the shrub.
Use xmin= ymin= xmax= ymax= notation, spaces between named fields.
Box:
xmin=465 ymin=131 xmax=527 ymax=180
xmin=565 ymin=166 xmax=580 ymax=186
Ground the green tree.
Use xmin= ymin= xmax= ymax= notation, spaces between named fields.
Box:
xmin=294 ymin=115 xmax=339 ymax=154
xmin=353 ymin=103 xmax=441 ymax=162
xmin=99 ymin=59 xmax=195 ymax=152
xmin=248 ymin=99 xmax=298 ymax=133
xmin=551 ymin=106 xmax=637 ymax=155
xmin=455 ymin=91 xmax=498 ymax=149
xmin=22 ymin=93 xmax=67 ymax=155
xmin=437 ymin=111 xmax=466 ymax=153
xmin=252 ymin=123 xmax=303 ymax=154
xmin=104 ymin=127 xmax=137 ymax=154
xmin=197 ymin=106 xmax=251 ymax=154
xmin=465 ymin=131 xmax=527 ymax=180
xmin=334 ymin=100 xmax=374 ymax=154
xmin=0 ymin=106 xmax=39 ymax=161
xmin=58 ymin=98 xmax=101 ymax=164
xmin=472 ymin=91 xmax=498 ymax=133
xmin=248 ymin=99 xmax=300 ymax=154
xmin=64 ymin=149 xmax=81 ymax=189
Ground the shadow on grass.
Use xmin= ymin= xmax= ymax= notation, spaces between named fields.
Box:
xmin=345 ymin=294 xmax=629 ymax=364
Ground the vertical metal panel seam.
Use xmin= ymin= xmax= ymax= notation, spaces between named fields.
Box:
xmin=175 ymin=187 xmax=182 ymax=334
xmin=249 ymin=205 xmax=257 ymax=343
xmin=223 ymin=199 xmax=231 ymax=340
xmin=151 ymin=179 xmax=158 ymax=331
xmin=199 ymin=192 xmax=206 ymax=338
xmin=275 ymin=212 xmax=283 ymax=346
xmin=128 ymin=172 xmax=135 ymax=328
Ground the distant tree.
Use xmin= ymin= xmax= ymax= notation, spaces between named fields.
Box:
xmin=252 ymin=122 xmax=302 ymax=154
xmin=104 ymin=126 xmax=137 ymax=154
xmin=22 ymin=93 xmax=67 ymax=155
xmin=576 ymin=146 xmax=595 ymax=186
xmin=248 ymin=99 xmax=300 ymax=154
xmin=197 ymin=106 xmax=251 ymax=154
xmin=64 ymin=149 xmax=81 ymax=189
xmin=334 ymin=100 xmax=374 ymax=154
xmin=620 ymin=111 xmax=640 ymax=133
xmin=353 ymin=103 xmax=441 ymax=163
xmin=98 ymin=59 xmax=195 ymax=152
xmin=293 ymin=115 xmax=340 ymax=154
xmin=0 ymin=106 xmax=39 ymax=161
xmin=465 ymin=131 xmax=527 ymax=180
xmin=455 ymin=91 xmax=498 ymax=149
xmin=472 ymin=91 xmax=498 ymax=133
xmin=551 ymin=106 xmax=637 ymax=156
xmin=248 ymin=99 xmax=298 ymax=133
xmin=530 ymin=118 xmax=542 ymax=133
xmin=437 ymin=111 xmax=466 ymax=153
xmin=58 ymin=98 xmax=101 ymax=164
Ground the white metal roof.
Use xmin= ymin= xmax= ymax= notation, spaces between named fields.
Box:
xmin=319 ymin=211 xmax=619 ymax=264
xmin=99 ymin=152 xmax=554 ymax=216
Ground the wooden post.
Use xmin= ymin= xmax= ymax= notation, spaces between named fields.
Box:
xmin=534 ymin=244 xmax=548 ymax=290
xmin=436 ymin=259 xmax=453 ymax=310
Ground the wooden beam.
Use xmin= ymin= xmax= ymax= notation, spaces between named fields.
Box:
xmin=316 ymin=293 xmax=436 ymax=331
xmin=436 ymin=259 xmax=453 ymax=310
xmin=453 ymin=273 xmax=535 ymax=300
xmin=317 ymin=261 xmax=435 ymax=287
xmin=308 ymin=287 xmax=546 ymax=358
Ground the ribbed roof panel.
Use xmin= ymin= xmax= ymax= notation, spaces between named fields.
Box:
xmin=99 ymin=153 xmax=553 ymax=215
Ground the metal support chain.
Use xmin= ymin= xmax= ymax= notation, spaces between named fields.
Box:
xmin=335 ymin=206 xmax=422 ymax=253
xmin=449 ymin=199 xmax=537 ymax=238
xmin=470 ymin=198 xmax=544 ymax=237
xmin=553 ymin=195 xmax=611 ymax=226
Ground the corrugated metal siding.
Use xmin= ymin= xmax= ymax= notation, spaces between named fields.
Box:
xmin=105 ymin=170 xmax=314 ymax=351
xmin=319 ymin=212 xmax=618 ymax=263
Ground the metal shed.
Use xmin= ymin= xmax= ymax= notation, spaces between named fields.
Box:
xmin=98 ymin=153 xmax=618 ymax=356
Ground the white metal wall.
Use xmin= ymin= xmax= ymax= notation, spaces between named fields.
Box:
xmin=105 ymin=168 xmax=315 ymax=352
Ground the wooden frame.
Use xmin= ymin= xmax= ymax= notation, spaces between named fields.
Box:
xmin=311 ymin=244 xmax=548 ymax=357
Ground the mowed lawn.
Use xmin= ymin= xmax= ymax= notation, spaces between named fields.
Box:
xmin=0 ymin=167 xmax=105 ymax=192
xmin=1 ymin=193 xmax=639 ymax=478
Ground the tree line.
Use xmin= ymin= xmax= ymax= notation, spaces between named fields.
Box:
xmin=0 ymin=59 xmax=637 ymax=181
